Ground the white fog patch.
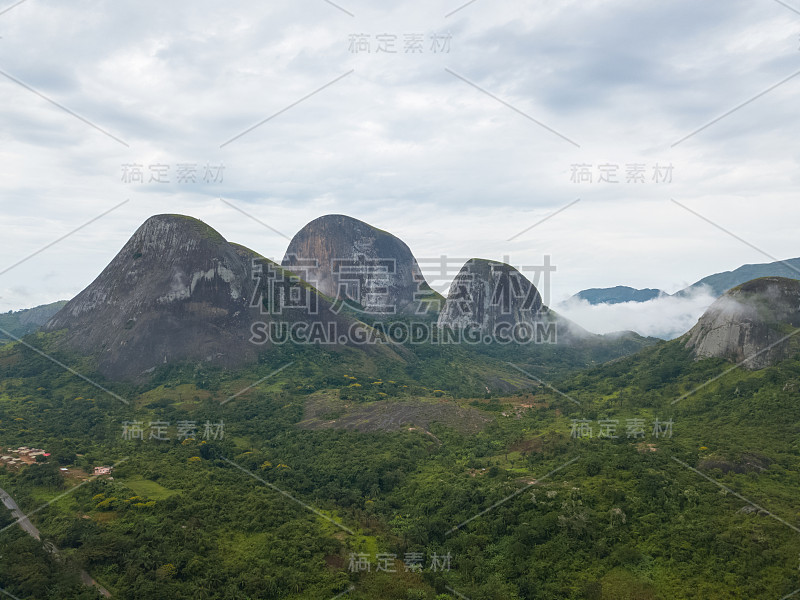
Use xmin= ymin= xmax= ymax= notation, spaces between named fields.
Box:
xmin=555 ymin=287 xmax=718 ymax=340
xmin=702 ymin=294 xmax=755 ymax=322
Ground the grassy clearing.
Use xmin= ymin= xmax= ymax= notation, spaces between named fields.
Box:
xmin=120 ymin=475 xmax=176 ymax=499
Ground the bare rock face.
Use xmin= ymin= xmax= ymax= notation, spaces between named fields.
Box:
xmin=45 ymin=215 xmax=402 ymax=381
xmin=281 ymin=214 xmax=439 ymax=315
xmin=437 ymin=258 xmax=591 ymax=343
xmin=438 ymin=259 xmax=542 ymax=329
xmin=45 ymin=215 xmax=263 ymax=380
xmin=684 ymin=277 xmax=800 ymax=369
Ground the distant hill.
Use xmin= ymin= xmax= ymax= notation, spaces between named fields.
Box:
xmin=572 ymin=257 xmax=800 ymax=304
xmin=571 ymin=286 xmax=665 ymax=305
xmin=675 ymin=257 xmax=800 ymax=298
xmin=0 ymin=301 xmax=68 ymax=344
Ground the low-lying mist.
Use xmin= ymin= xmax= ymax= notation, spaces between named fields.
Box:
xmin=555 ymin=287 xmax=717 ymax=340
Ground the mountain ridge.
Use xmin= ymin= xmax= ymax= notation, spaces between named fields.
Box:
xmin=0 ymin=301 xmax=68 ymax=344
xmin=571 ymin=256 xmax=800 ymax=305
xmin=571 ymin=286 xmax=666 ymax=305
xmin=29 ymin=213 xmax=658 ymax=384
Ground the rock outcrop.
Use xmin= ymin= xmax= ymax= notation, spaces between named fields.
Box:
xmin=684 ymin=277 xmax=800 ymax=369
xmin=437 ymin=258 xmax=591 ymax=343
xmin=281 ymin=214 xmax=440 ymax=315
xmin=39 ymin=213 xmax=657 ymax=379
xmin=44 ymin=215 xmax=263 ymax=379
xmin=45 ymin=215 xmax=386 ymax=380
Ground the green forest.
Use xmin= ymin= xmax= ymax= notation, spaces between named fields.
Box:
xmin=1 ymin=333 xmax=799 ymax=599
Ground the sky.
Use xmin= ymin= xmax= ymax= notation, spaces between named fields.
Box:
xmin=1 ymin=0 xmax=799 ymax=338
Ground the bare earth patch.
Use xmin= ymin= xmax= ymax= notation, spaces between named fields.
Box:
xmin=298 ymin=392 xmax=491 ymax=435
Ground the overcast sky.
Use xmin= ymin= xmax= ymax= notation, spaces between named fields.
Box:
xmin=1 ymin=0 xmax=799 ymax=336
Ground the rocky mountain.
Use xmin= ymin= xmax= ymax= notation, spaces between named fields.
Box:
xmin=0 ymin=301 xmax=68 ymax=344
xmin=282 ymin=214 xmax=441 ymax=316
xmin=44 ymin=215 xmax=264 ymax=380
xmin=570 ymin=286 xmax=665 ymax=305
xmin=438 ymin=258 xmax=592 ymax=343
xmin=683 ymin=277 xmax=800 ymax=369
xmin=36 ymin=213 xmax=658 ymax=381
xmin=44 ymin=215 xmax=377 ymax=381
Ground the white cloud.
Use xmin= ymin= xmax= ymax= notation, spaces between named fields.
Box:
xmin=555 ymin=287 xmax=718 ymax=340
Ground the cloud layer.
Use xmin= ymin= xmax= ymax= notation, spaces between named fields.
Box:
xmin=555 ymin=287 xmax=718 ymax=340
xmin=1 ymin=0 xmax=798 ymax=310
